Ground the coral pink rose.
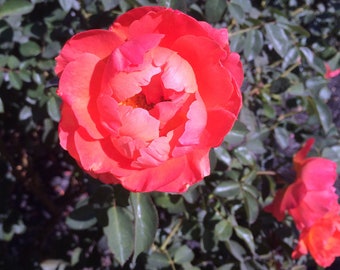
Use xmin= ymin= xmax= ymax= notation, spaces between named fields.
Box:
xmin=292 ymin=212 xmax=340 ymax=267
xmin=265 ymin=138 xmax=338 ymax=230
xmin=55 ymin=7 xmax=243 ymax=192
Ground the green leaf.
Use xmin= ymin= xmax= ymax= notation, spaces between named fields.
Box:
xmin=100 ymin=0 xmax=119 ymax=11
xmin=174 ymin=245 xmax=194 ymax=264
xmin=265 ymin=24 xmax=290 ymax=58
xmin=19 ymin=105 xmax=32 ymax=120
xmin=314 ymin=98 xmax=333 ymax=133
xmin=7 ymin=55 xmax=20 ymax=69
xmin=214 ymin=219 xmax=233 ymax=241
xmin=244 ymin=29 xmax=263 ymax=61
xmin=9 ymin=71 xmax=22 ymax=90
xmin=205 ymin=0 xmax=227 ymax=23
xmin=234 ymin=226 xmax=255 ymax=254
xmin=214 ymin=181 xmax=241 ymax=199
xmin=19 ymin=41 xmax=40 ymax=57
xmin=234 ymin=146 xmax=255 ymax=166
xmin=66 ymin=204 xmax=97 ymax=230
xmin=0 ymin=97 xmax=4 ymax=113
xmin=225 ymin=239 xmax=246 ymax=262
xmin=130 ymin=192 xmax=158 ymax=263
xmin=147 ymin=252 xmax=169 ymax=268
xmin=58 ymin=0 xmax=79 ymax=12
xmin=0 ymin=0 xmax=34 ymax=19
xmin=274 ymin=127 xmax=290 ymax=149
xmin=282 ymin=47 xmax=299 ymax=69
xmin=42 ymin=41 xmax=61 ymax=58
xmin=47 ymin=96 xmax=60 ymax=122
xmin=300 ymin=47 xmax=326 ymax=74
xmin=243 ymin=191 xmax=259 ymax=224
xmin=228 ymin=2 xmax=245 ymax=23
xmin=104 ymin=206 xmax=134 ymax=265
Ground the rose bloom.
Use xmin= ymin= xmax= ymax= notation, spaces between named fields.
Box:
xmin=265 ymin=138 xmax=338 ymax=230
xmin=55 ymin=7 xmax=243 ymax=192
xmin=292 ymin=212 xmax=340 ymax=267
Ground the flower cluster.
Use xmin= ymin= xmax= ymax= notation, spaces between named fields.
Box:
xmin=265 ymin=138 xmax=339 ymax=267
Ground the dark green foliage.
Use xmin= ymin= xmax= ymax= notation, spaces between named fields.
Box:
xmin=0 ymin=0 xmax=339 ymax=269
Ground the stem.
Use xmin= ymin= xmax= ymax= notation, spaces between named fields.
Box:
xmin=256 ymin=171 xmax=277 ymax=176
xmin=160 ymin=218 xmax=183 ymax=251
xmin=228 ymin=24 xmax=262 ymax=37
xmin=280 ymin=61 xmax=301 ymax=78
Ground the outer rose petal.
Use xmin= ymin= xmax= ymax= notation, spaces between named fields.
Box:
xmin=113 ymin=6 xmax=165 ymax=27
xmin=55 ymin=30 xmax=123 ymax=75
xmin=58 ymin=53 xmax=108 ymax=139
xmin=121 ymin=148 xmax=210 ymax=192
xmin=264 ymin=188 xmax=288 ymax=221
xmin=172 ymin=35 xmax=242 ymax=146
xmin=292 ymin=213 xmax=340 ymax=267
xmin=293 ymin=138 xmax=315 ymax=167
xmin=300 ymin=158 xmax=337 ymax=190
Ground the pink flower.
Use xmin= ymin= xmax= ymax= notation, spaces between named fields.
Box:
xmin=55 ymin=7 xmax=243 ymax=192
xmin=292 ymin=212 xmax=340 ymax=267
xmin=265 ymin=138 xmax=338 ymax=230
xmin=325 ymin=63 xmax=340 ymax=79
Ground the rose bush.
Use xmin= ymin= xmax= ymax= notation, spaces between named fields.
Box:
xmin=265 ymin=138 xmax=338 ymax=230
xmin=55 ymin=6 xmax=243 ymax=192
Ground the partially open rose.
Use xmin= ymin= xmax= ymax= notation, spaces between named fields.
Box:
xmin=55 ymin=6 xmax=243 ymax=192
xmin=265 ymin=138 xmax=338 ymax=230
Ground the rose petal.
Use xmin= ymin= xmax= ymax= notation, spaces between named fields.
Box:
xmin=121 ymin=148 xmax=209 ymax=192
xmin=293 ymin=138 xmax=315 ymax=166
xmin=55 ymin=30 xmax=123 ymax=75
xmin=300 ymin=158 xmax=337 ymax=190
xmin=132 ymin=132 xmax=173 ymax=168
xmin=73 ymin=130 xmax=128 ymax=175
xmin=58 ymin=53 xmax=108 ymax=139
xmin=118 ymin=106 xmax=160 ymax=142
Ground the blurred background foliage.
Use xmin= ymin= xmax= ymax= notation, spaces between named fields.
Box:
xmin=0 ymin=0 xmax=339 ymax=269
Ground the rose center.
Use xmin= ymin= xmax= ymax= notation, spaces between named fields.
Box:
xmin=120 ymin=93 xmax=154 ymax=110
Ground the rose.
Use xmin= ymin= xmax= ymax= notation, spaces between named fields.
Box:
xmin=292 ymin=212 xmax=340 ymax=267
xmin=55 ymin=7 xmax=243 ymax=192
xmin=265 ymin=138 xmax=338 ymax=230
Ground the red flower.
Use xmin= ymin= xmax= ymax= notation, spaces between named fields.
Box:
xmin=265 ymin=138 xmax=338 ymax=230
xmin=55 ymin=7 xmax=243 ymax=192
xmin=325 ymin=63 xmax=340 ymax=79
xmin=292 ymin=212 xmax=340 ymax=267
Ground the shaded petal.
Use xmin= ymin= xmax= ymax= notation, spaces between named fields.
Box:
xmin=58 ymin=53 xmax=108 ymax=139
xmin=280 ymin=181 xmax=306 ymax=211
xmin=263 ymin=188 xmax=287 ymax=221
xmin=223 ymin=52 xmax=244 ymax=88
xmin=118 ymin=106 xmax=160 ymax=142
xmin=178 ymin=94 xmax=207 ymax=145
xmin=73 ymin=130 xmax=128 ymax=175
xmin=198 ymin=21 xmax=230 ymax=49
xmin=110 ymin=34 xmax=163 ymax=72
xmin=159 ymin=49 xmax=197 ymax=93
xmin=132 ymin=132 xmax=173 ymax=168
xmin=289 ymin=190 xmax=339 ymax=230
xmin=55 ymin=30 xmax=123 ymax=75
xmin=96 ymin=95 xmax=121 ymax=136
xmin=121 ymin=148 xmax=209 ymax=192
xmin=111 ymin=136 xmax=146 ymax=160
